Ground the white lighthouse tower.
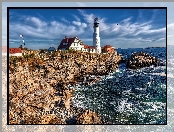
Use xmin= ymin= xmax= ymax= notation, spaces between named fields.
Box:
xmin=93 ymin=17 xmax=101 ymax=53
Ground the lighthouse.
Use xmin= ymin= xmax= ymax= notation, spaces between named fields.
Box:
xmin=93 ymin=17 xmax=101 ymax=53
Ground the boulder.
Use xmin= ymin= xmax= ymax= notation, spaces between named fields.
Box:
xmin=76 ymin=110 xmax=102 ymax=124
xmin=126 ymin=52 xmax=165 ymax=69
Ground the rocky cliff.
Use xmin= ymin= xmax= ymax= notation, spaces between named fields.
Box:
xmin=9 ymin=50 xmax=122 ymax=124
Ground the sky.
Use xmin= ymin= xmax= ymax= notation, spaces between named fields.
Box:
xmin=8 ymin=7 xmax=167 ymax=49
xmin=2 ymin=2 xmax=172 ymax=49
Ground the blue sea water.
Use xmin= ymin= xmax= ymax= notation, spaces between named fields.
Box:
xmin=70 ymin=47 xmax=166 ymax=124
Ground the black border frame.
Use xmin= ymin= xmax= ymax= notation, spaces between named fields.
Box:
xmin=7 ymin=6 xmax=167 ymax=125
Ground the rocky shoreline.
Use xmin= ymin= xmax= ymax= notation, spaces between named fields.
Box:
xmin=8 ymin=50 xmax=166 ymax=124
xmin=125 ymin=52 xmax=166 ymax=69
xmin=9 ymin=50 xmax=122 ymax=124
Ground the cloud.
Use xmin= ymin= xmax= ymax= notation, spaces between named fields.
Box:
xmin=122 ymin=17 xmax=132 ymax=23
xmin=78 ymin=9 xmax=109 ymax=32
xmin=78 ymin=9 xmax=95 ymax=25
xmin=134 ymin=25 xmax=165 ymax=36
xmin=156 ymin=37 xmax=166 ymax=42
xmin=37 ymin=13 xmax=47 ymax=21
xmin=136 ymin=9 xmax=158 ymax=27
xmin=9 ymin=8 xmax=166 ymax=49
xmin=72 ymin=21 xmax=87 ymax=28
xmin=72 ymin=21 xmax=81 ymax=26
xmin=25 ymin=16 xmax=47 ymax=28
xmin=72 ymin=14 xmax=80 ymax=21
xmin=82 ymin=23 xmax=87 ymax=27
xmin=9 ymin=15 xmax=86 ymax=41
xmin=61 ymin=17 xmax=70 ymax=24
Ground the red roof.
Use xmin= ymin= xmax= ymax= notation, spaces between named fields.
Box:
xmin=88 ymin=46 xmax=95 ymax=49
xmin=65 ymin=38 xmax=69 ymax=42
xmin=84 ymin=45 xmax=89 ymax=49
xmin=2 ymin=46 xmax=7 ymax=53
xmin=58 ymin=37 xmax=76 ymax=49
xmin=9 ymin=48 xmax=22 ymax=54
xmin=104 ymin=45 xmax=113 ymax=48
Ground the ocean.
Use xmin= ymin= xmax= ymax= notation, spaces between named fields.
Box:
xmin=70 ymin=47 xmax=167 ymax=124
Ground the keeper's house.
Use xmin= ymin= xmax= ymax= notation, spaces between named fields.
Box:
xmin=57 ymin=36 xmax=96 ymax=53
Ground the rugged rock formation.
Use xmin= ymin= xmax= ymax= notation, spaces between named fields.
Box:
xmin=9 ymin=50 xmax=122 ymax=124
xmin=126 ymin=52 xmax=165 ymax=69
xmin=40 ymin=114 xmax=65 ymax=124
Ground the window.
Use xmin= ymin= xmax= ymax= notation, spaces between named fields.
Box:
xmin=63 ymin=43 xmax=68 ymax=45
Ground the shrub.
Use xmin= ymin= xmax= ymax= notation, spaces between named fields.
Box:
xmin=29 ymin=53 xmax=35 ymax=58
xmin=67 ymin=48 xmax=77 ymax=53
xmin=9 ymin=56 xmax=18 ymax=67
xmin=22 ymin=53 xmax=28 ymax=58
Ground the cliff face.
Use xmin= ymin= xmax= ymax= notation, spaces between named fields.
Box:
xmin=14 ymin=51 xmax=122 ymax=86
xmin=9 ymin=51 xmax=122 ymax=124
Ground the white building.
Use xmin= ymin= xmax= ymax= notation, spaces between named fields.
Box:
xmin=58 ymin=36 xmax=96 ymax=53
xmin=93 ymin=17 xmax=101 ymax=53
xmin=58 ymin=36 xmax=83 ymax=51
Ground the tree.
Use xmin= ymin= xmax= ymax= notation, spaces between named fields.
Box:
xmin=23 ymin=47 xmax=28 ymax=50
xmin=19 ymin=45 xmax=23 ymax=49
